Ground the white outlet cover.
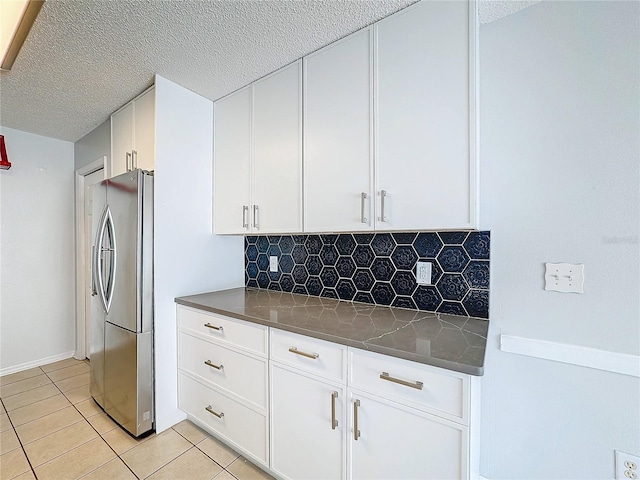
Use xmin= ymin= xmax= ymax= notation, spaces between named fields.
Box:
xmin=269 ymin=256 xmax=278 ymax=273
xmin=616 ymin=450 xmax=640 ymax=480
xmin=544 ymin=262 xmax=584 ymax=293
xmin=416 ymin=261 xmax=432 ymax=285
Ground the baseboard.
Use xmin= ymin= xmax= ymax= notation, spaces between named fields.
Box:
xmin=0 ymin=351 xmax=76 ymax=376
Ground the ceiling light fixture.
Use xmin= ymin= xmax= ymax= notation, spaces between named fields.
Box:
xmin=1 ymin=0 xmax=44 ymax=71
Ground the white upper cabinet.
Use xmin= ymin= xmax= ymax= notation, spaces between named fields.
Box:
xmin=304 ymin=29 xmax=374 ymax=233
xmin=213 ymin=62 xmax=302 ymax=234
xmin=110 ymin=87 xmax=155 ymax=178
xmin=375 ymin=0 xmax=477 ymax=230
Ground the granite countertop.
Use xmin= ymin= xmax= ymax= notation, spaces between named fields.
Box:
xmin=175 ymin=287 xmax=489 ymax=376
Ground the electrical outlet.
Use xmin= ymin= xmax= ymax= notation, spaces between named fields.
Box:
xmin=269 ymin=256 xmax=278 ymax=273
xmin=416 ymin=261 xmax=432 ymax=285
xmin=616 ymin=450 xmax=640 ymax=479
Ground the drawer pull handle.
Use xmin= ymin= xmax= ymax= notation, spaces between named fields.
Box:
xmin=204 ymin=360 xmax=224 ymax=370
xmin=353 ymin=399 xmax=361 ymax=440
xmin=380 ymin=372 xmax=424 ymax=390
xmin=205 ymin=405 xmax=224 ymax=418
xmin=331 ymin=391 xmax=338 ymax=430
xmin=288 ymin=347 xmax=319 ymax=359
xmin=204 ymin=323 xmax=223 ymax=332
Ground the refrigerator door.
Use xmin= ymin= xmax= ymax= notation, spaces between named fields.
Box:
xmin=104 ymin=321 xmax=154 ymax=436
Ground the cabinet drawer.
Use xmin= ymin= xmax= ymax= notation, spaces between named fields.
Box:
xmin=349 ymin=348 xmax=468 ymax=423
xmin=270 ymin=329 xmax=347 ymax=382
xmin=178 ymin=373 xmax=268 ymax=466
xmin=177 ymin=306 xmax=268 ymax=356
xmin=178 ymin=332 xmax=267 ymax=410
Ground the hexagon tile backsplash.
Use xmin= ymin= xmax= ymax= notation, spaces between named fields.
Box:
xmin=245 ymin=231 xmax=490 ymax=319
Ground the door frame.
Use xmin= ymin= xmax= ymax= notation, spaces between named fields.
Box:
xmin=74 ymin=157 xmax=107 ymax=359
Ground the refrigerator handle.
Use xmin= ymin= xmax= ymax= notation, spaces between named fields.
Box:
xmin=104 ymin=209 xmax=117 ymax=313
xmin=95 ymin=207 xmax=109 ymax=313
xmin=91 ymin=245 xmax=98 ymax=296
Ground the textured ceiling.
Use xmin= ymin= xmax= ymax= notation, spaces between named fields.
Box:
xmin=0 ymin=0 xmax=540 ymax=143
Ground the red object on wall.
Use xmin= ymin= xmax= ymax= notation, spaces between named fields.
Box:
xmin=0 ymin=135 xmax=11 ymax=170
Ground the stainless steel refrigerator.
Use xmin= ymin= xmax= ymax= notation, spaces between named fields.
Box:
xmin=90 ymin=169 xmax=154 ymax=437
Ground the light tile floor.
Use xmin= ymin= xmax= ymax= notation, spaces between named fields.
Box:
xmin=0 ymin=358 xmax=274 ymax=480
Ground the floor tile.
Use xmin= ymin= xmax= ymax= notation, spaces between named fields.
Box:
xmin=54 ymin=372 xmax=90 ymax=392
xmin=13 ymin=470 xmax=37 ymax=480
xmin=213 ymin=470 xmax=237 ymax=480
xmin=34 ymin=437 xmax=115 ymax=480
xmin=40 ymin=358 xmax=85 ymax=373
xmin=0 ymin=368 xmax=43 ymax=387
xmin=23 ymin=420 xmax=98 ymax=467
xmin=15 ymin=406 xmax=83 ymax=444
xmin=80 ymin=458 xmax=136 ymax=480
xmin=63 ymin=384 xmax=92 ymax=404
xmin=172 ymin=419 xmax=209 ymax=445
xmin=0 ymin=447 xmax=31 ymax=479
xmin=2 ymin=384 xmax=59 ymax=412
xmin=7 ymin=394 xmax=70 ymax=427
xmin=75 ymin=399 xmax=103 ymax=418
xmin=0 ymin=412 xmax=12 ymax=433
xmin=0 ymin=375 xmax=53 ymax=399
xmin=147 ymin=446 xmax=223 ymax=480
xmin=120 ymin=428 xmax=191 ymax=479
xmin=227 ymin=457 xmax=275 ymax=480
xmin=196 ymin=435 xmax=240 ymax=468
xmin=101 ymin=427 xmax=153 ymax=456
xmin=0 ymin=428 xmax=20 ymax=455
xmin=46 ymin=363 xmax=90 ymax=383
xmin=86 ymin=412 xmax=119 ymax=435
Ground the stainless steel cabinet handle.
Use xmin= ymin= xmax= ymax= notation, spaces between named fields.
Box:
xmin=380 ymin=372 xmax=424 ymax=390
xmin=288 ymin=347 xmax=319 ymax=359
xmin=331 ymin=391 xmax=338 ymax=430
xmin=380 ymin=190 xmax=387 ymax=222
xmin=132 ymin=150 xmax=138 ymax=169
xmin=204 ymin=323 xmax=223 ymax=332
xmin=353 ymin=399 xmax=361 ymax=440
xmin=205 ymin=405 xmax=224 ymax=418
xmin=252 ymin=205 xmax=259 ymax=230
xmin=360 ymin=192 xmax=368 ymax=224
xmin=126 ymin=152 xmax=132 ymax=171
xmin=204 ymin=360 xmax=224 ymax=370
xmin=242 ymin=205 xmax=249 ymax=229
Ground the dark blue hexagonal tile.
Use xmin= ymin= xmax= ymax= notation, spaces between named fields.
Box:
xmin=412 ymin=286 xmax=442 ymax=311
xmin=257 ymin=237 xmax=269 ymax=253
xmin=247 ymin=262 xmax=258 ymax=279
xmin=257 ymin=254 xmax=269 ymax=271
xmin=279 ymin=236 xmax=294 ymax=254
xmin=292 ymin=244 xmax=308 ymax=264
xmin=336 ymin=257 xmax=356 ymax=278
xmin=306 ymin=235 xmax=323 ymax=255
xmin=430 ymin=261 xmax=443 ymax=284
xmin=246 ymin=236 xmax=258 ymax=245
xmin=336 ymin=234 xmax=356 ymax=256
xmin=463 ymin=290 xmax=489 ymax=318
xmin=268 ymin=244 xmax=281 ymax=257
xmin=336 ymin=279 xmax=357 ymax=301
xmin=391 ymin=245 xmax=418 ymax=270
xmin=392 ymin=296 xmax=417 ymax=309
xmin=320 ymin=245 xmax=339 ymax=266
xmin=438 ymin=231 xmax=469 ymax=245
xmin=413 ymin=233 xmax=443 ymax=258
xmin=293 ymin=235 xmax=307 ymax=244
xmin=321 ymin=288 xmax=338 ymax=299
xmin=371 ymin=282 xmax=395 ymax=306
xmin=305 ymin=255 xmax=322 ymax=276
xmin=268 ymin=268 xmax=281 ymax=282
xmin=247 ymin=279 xmax=258 ymax=288
xmin=436 ymin=273 xmax=468 ymax=301
xmin=437 ymin=246 xmax=470 ymax=273
xmin=354 ymin=292 xmax=374 ymax=304
xmin=371 ymin=258 xmax=395 ymax=281
xmin=246 ymin=244 xmax=259 ymax=262
xmin=391 ymin=271 xmax=417 ymax=296
xmin=244 ymin=271 xmax=249 ymax=285
xmin=305 ymin=276 xmax=322 ymax=296
xmin=353 ymin=245 xmax=375 ymax=268
xmin=463 ymin=231 xmax=490 ymax=260
xmin=267 ymin=235 xmax=281 ymax=245
xmin=321 ymin=234 xmax=338 ymax=245
xmin=292 ymin=265 xmax=308 ymax=284
xmin=257 ymin=272 xmax=270 ymax=288
xmin=354 ymin=233 xmax=374 ymax=244
xmin=463 ymin=261 xmax=490 ymax=289
xmin=293 ymin=285 xmax=307 ymax=295
xmin=392 ymin=233 xmax=417 ymax=245
xmin=371 ymin=233 xmax=396 ymax=256
xmin=320 ymin=267 xmax=339 ymax=288
xmin=353 ymin=269 xmax=375 ymax=291
xmin=280 ymin=274 xmax=295 ymax=292
xmin=268 ymin=282 xmax=282 ymax=291
xmin=280 ymin=254 xmax=294 ymax=274
xmin=439 ymin=301 xmax=467 ymax=316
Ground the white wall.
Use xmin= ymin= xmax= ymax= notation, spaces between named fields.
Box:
xmin=74 ymin=119 xmax=110 ymax=171
xmin=0 ymin=126 xmax=76 ymax=373
xmin=479 ymin=2 xmax=640 ymax=478
xmin=153 ymin=75 xmax=245 ymax=432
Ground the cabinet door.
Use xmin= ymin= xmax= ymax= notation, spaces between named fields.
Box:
xmin=252 ymin=61 xmax=302 ymax=233
xmin=271 ymin=363 xmax=346 ymax=480
xmin=304 ymin=29 xmax=373 ymax=233
xmin=133 ymin=88 xmax=155 ymax=172
xmin=213 ymin=87 xmax=252 ymax=234
xmin=111 ymin=102 xmax=134 ymax=178
xmin=376 ymin=0 xmax=476 ymax=229
xmin=349 ymin=390 xmax=468 ymax=480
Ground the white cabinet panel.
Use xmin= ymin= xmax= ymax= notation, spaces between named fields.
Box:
xmin=304 ymin=29 xmax=373 ymax=233
xmin=110 ymin=102 xmax=134 ymax=178
xmin=133 ymin=88 xmax=155 ymax=172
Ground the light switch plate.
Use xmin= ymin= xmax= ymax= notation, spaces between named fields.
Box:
xmin=544 ymin=262 xmax=584 ymax=293
xmin=269 ymin=256 xmax=278 ymax=272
